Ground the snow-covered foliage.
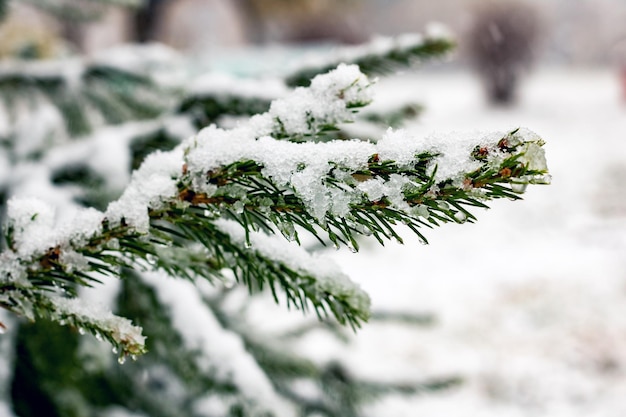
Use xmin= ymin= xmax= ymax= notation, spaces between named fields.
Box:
xmin=0 ymin=23 xmax=551 ymax=417
xmin=143 ymin=271 xmax=297 ymax=417
xmin=1 ymin=61 xmax=548 ymax=364
xmin=0 ymin=45 xmax=178 ymax=143
xmin=285 ymin=22 xmax=455 ymax=87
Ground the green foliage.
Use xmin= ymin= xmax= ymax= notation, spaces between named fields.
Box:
xmin=113 ymin=271 xmax=245 ymax=416
xmin=51 ymin=164 xmax=109 ymax=208
xmin=130 ymin=127 xmax=182 ymax=171
xmin=285 ymin=36 xmax=455 ymax=87
xmin=178 ymin=92 xmax=273 ymax=130
xmin=362 ymin=103 xmax=423 ymax=129
xmin=0 ymin=62 xmax=173 ymax=138
xmin=202 ymin=289 xmax=459 ymax=417
xmin=0 ymin=28 xmax=550 ymax=417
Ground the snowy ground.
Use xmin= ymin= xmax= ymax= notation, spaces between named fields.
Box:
xmin=320 ymin=69 xmax=626 ymax=416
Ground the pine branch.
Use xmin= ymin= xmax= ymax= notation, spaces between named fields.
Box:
xmin=180 ymin=126 xmax=548 ymax=249
xmin=177 ymin=73 xmax=422 ymax=137
xmin=178 ymin=73 xmax=287 ymax=129
xmin=314 ymin=362 xmax=462 ymax=416
xmin=178 ymin=93 xmax=273 ymax=130
xmin=0 ymin=287 xmax=146 ymax=358
xmin=285 ymin=25 xmax=455 ymax=87
xmin=0 ymin=65 xmax=549 ymax=360
xmin=362 ymin=102 xmax=423 ymax=129
xmin=202 ymin=286 xmax=447 ymax=416
xmin=0 ymin=58 xmax=173 ymax=138
xmin=140 ymin=271 xmax=296 ymax=417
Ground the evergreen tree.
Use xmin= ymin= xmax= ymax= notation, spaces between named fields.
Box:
xmin=0 ymin=11 xmax=550 ymax=417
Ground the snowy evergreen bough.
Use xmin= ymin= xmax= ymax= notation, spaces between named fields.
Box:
xmin=0 ymin=19 xmax=549 ymax=417
xmin=284 ymin=24 xmax=455 ymax=87
xmin=1 ymin=64 xmax=549 ymax=357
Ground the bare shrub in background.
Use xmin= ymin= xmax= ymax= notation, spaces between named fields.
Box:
xmin=466 ymin=0 xmax=542 ymax=105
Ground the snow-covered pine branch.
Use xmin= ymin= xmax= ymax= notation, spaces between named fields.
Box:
xmin=199 ymin=288 xmax=460 ymax=416
xmin=178 ymin=70 xmax=422 ymax=140
xmin=174 ymin=26 xmax=453 ymax=138
xmin=178 ymin=73 xmax=288 ymax=130
xmin=0 ymin=64 xmax=549 ymax=360
xmin=285 ymin=23 xmax=455 ymax=87
xmin=141 ymin=271 xmax=297 ymax=416
xmin=0 ymin=49 xmax=175 ymax=139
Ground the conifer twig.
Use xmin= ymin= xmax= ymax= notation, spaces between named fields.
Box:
xmin=285 ymin=24 xmax=455 ymax=87
xmin=0 ymin=64 xmax=549 ymax=359
xmin=0 ymin=58 xmax=172 ymax=137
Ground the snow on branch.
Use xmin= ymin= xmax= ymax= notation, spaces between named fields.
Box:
xmin=0 ymin=52 xmax=173 ymax=138
xmin=178 ymin=73 xmax=288 ymax=129
xmin=246 ymin=63 xmax=373 ymax=141
xmin=142 ymin=271 xmax=297 ymax=417
xmin=285 ymin=24 xmax=455 ymax=87
xmin=0 ymin=64 xmax=549 ymax=359
xmin=46 ymin=295 xmax=146 ymax=358
xmin=215 ymin=219 xmax=370 ymax=327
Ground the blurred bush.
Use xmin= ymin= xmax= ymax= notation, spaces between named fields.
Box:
xmin=466 ymin=0 xmax=541 ymax=105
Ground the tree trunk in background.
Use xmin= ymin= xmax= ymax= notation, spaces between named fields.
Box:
xmin=133 ymin=0 xmax=169 ymax=42
xmin=61 ymin=20 xmax=85 ymax=52
xmin=232 ymin=0 xmax=266 ymax=44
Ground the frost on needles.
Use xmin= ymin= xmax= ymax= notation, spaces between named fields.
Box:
xmin=0 ymin=64 xmax=550 ymax=360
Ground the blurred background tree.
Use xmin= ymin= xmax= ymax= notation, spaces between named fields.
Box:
xmin=465 ymin=0 xmax=542 ymax=105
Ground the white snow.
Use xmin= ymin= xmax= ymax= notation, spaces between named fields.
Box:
xmin=192 ymin=394 xmax=231 ymax=417
xmin=215 ymin=219 xmax=371 ymax=316
xmin=89 ymin=43 xmax=187 ymax=88
xmin=316 ymin=68 xmax=626 ymax=417
xmin=2 ymin=53 xmax=611 ymax=417
xmin=189 ymin=72 xmax=288 ymax=100
xmin=142 ymin=271 xmax=297 ymax=417
xmin=4 ymin=196 xmax=104 ymax=263
xmin=100 ymin=407 xmax=149 ymax=417
xmin=105 ymin=148 xmax=184 ymax=233
xmin=184 ymin=66 xmax=545 ymax=225
xmin=187 ymin=126 xmax=542 ymax=222
xmin=6 ymin=197 xmax=58 ymax=257
xmin=255 ymin=63 xmax=372 ymax=137
xmin=0 ymin=59 xmax=83 ymax=89
xmin=286 ymin=26 xmax=453 ymax=78
xmin=51 ymin=296 xmax=146 ymax=356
